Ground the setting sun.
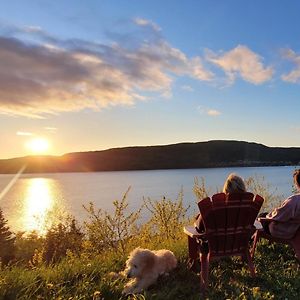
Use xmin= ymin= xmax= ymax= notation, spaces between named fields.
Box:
xmin=26 ymin=138 xmax=50 ymax=154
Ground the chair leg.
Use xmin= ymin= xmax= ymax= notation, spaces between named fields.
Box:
xmin=187 ymin=236 xmax=200 ymax=272
xmin=200 ymin=252 xmax=209 ymax=290
xmin=245 ymin=249 xmax=256 ymax=277
xmin=250 ymin=231 xmax=259 ymax=258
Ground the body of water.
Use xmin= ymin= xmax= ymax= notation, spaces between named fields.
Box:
xmin=0 ymin=166 xmax=297 ymax=233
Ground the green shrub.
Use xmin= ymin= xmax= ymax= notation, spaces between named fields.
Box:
xmin=143 ymin=189 xmax=190 ymax=241
xmin=14 ymin=231 xmax=43 ymax=264
xmin=245 ymin=174 xmax=284 ymax=211
xmin=193 ymin=176 xmax=215 ymax=200
xmin=83 ymin=187 xmax=141 ymax=255
xmin=42 ymin=217 xmax=83 ymax=264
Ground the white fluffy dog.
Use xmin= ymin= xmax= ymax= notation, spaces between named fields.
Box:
xmin=122 ymin=247 xmax=177 ymax=295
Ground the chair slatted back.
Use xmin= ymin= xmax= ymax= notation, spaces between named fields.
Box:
xmin=198 ymin=192 xmax=264 ymax=257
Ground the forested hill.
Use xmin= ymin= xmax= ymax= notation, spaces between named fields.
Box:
xmin=0 ymin=140 xmax=300 ymax=174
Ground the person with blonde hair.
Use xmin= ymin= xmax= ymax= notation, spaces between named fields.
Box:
xmin=188 ymin=173 xmax=247 ymax=271
xmin=194 ymin=173 xmax=246 ymax=232
xmin=223 ymin=173 xmax=247 ymax=194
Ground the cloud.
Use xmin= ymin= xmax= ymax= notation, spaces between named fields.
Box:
xmin=0 ymin=21 xmax=213 ymax=117
xmin=207 ymin=109 xmax=221 ymax=116
xmin=198 ymin=106 xmax=221 ymax=117
xmin=16 ymin=131 xmax=33 ymax=136
xmin=44 ymin=127 xmax=58 ymax=133
xmin=44 ymin=126 xmax=57 ymax=130
xmin=181 ymin=85 xmax=194 ymax=92
xmin=134 ymin=18 xmax=161 ymax=32
xmin=281 ymin=48 xmax=300 ymax=83
xmin=206 ymin=45 xmax=273 ymax=85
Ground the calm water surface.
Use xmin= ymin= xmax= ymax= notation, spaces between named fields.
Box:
xmin=0 ymin=166 xmax=297 ymax=233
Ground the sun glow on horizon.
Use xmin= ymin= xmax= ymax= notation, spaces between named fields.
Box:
xmin=26 ymin=137 xmax=50 ymax=154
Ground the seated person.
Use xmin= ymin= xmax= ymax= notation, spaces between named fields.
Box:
xmin=188 ymin=173 xmax=247 ymax=271
xmin=260 ymin=169 xmax=300 ymax=239
xmin=194 ymin=173 xmax=247 ymax=232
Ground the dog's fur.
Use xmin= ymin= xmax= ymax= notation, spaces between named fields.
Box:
xmin=122 ymin=247 xmax=177 ymax=295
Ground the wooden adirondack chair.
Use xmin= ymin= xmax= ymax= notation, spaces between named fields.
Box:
xmin=251 ymin=217 xmax=300 ymax=260
xmin=184 ymin=192 xmax=264 ymax=290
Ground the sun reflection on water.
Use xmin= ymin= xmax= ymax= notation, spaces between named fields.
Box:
xmin=22 ymin=178 xmax=56 ymax=233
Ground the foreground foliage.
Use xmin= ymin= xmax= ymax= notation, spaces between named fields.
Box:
xmin=0 ymin=209 xmax=15 ymax=265
xmin=0 ymin=238 xmax=299 ymax=300
xmin=0 ymin=176 xmax=299 ymax=299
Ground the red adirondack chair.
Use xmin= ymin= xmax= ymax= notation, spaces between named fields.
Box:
xmin=184 ymin=192 xmax=264 ymax=290
xmin=251 ymin=217 xmax=300 ymax=260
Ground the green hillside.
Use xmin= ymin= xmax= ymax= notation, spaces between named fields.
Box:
xmin=1 ymin=140 xmax=300 ymax=173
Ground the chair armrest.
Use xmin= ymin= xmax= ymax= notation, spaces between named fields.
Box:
xmin=254 ymin=220 xmax=263 ymax=230
xmin=258 ymin=217 xmax=298 ymax=224
xmin=258 ymin=217 xmax=300 ymax=225
xmin=183 ymin=225 xmax=206 ymax=239
xmin=258 ymin=217 xmax=272 ymax=223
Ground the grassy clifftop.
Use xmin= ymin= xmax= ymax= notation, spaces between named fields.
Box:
xmin=1 ymin=237 xmax=299 ymax=300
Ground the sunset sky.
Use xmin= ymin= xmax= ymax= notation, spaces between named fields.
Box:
xmin=1 ymin=0 xmax=300 ymax=159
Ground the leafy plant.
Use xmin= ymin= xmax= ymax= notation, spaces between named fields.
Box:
xmin=83 ymin=187 xmax=141 ymax=255
xmin=245 ymin=175 xmax=283 ymax=211
xmin=193 ymin=177 xmax=211 ymax=200
xmin=42 ymin=217 xmax=83 ymax=264
xmin=14 ymin=231 xmax=43 ymax=264
xmin=143 ymin=189 xmax=190 ymax=240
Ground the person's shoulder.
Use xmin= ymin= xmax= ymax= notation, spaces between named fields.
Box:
xmin=289 ymin=193 xmax=300 ymax=198
xmin=286 ymin=193 xmax=300 ymax=203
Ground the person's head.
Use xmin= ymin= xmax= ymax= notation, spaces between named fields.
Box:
xmin=293 ymin=169 xmax=300 ymax=190
xmin=223 ymin=173 xmax=246 ymax=194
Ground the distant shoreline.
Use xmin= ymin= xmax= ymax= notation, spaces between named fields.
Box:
xmin=0 ymin=140 xmax=300 ymax=174
xmin=0 ymin=163 xmax=298 ymax=175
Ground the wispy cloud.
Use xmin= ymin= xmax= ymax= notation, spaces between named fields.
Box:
xmin=134 ymin=18 xmax=161 ymax=32
xmin=207 ymin=109 xmax=221 ymax=116
xmin=181 ymin=85 xmax=194 ymax=92
xmin=198 ymin=106 xmax=221 ymax=116
xmin=206 ymin=45 xmax=273 ymax=85
xmin=281 ymin=48 xmax=300 ymax=83
xmin=0 ymin=20 xmax=213 ymax=118
xmin=16 ymin=131 xmax=33 ymax=136
xmin=44 ymin=127 xmax=58 ymax=133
